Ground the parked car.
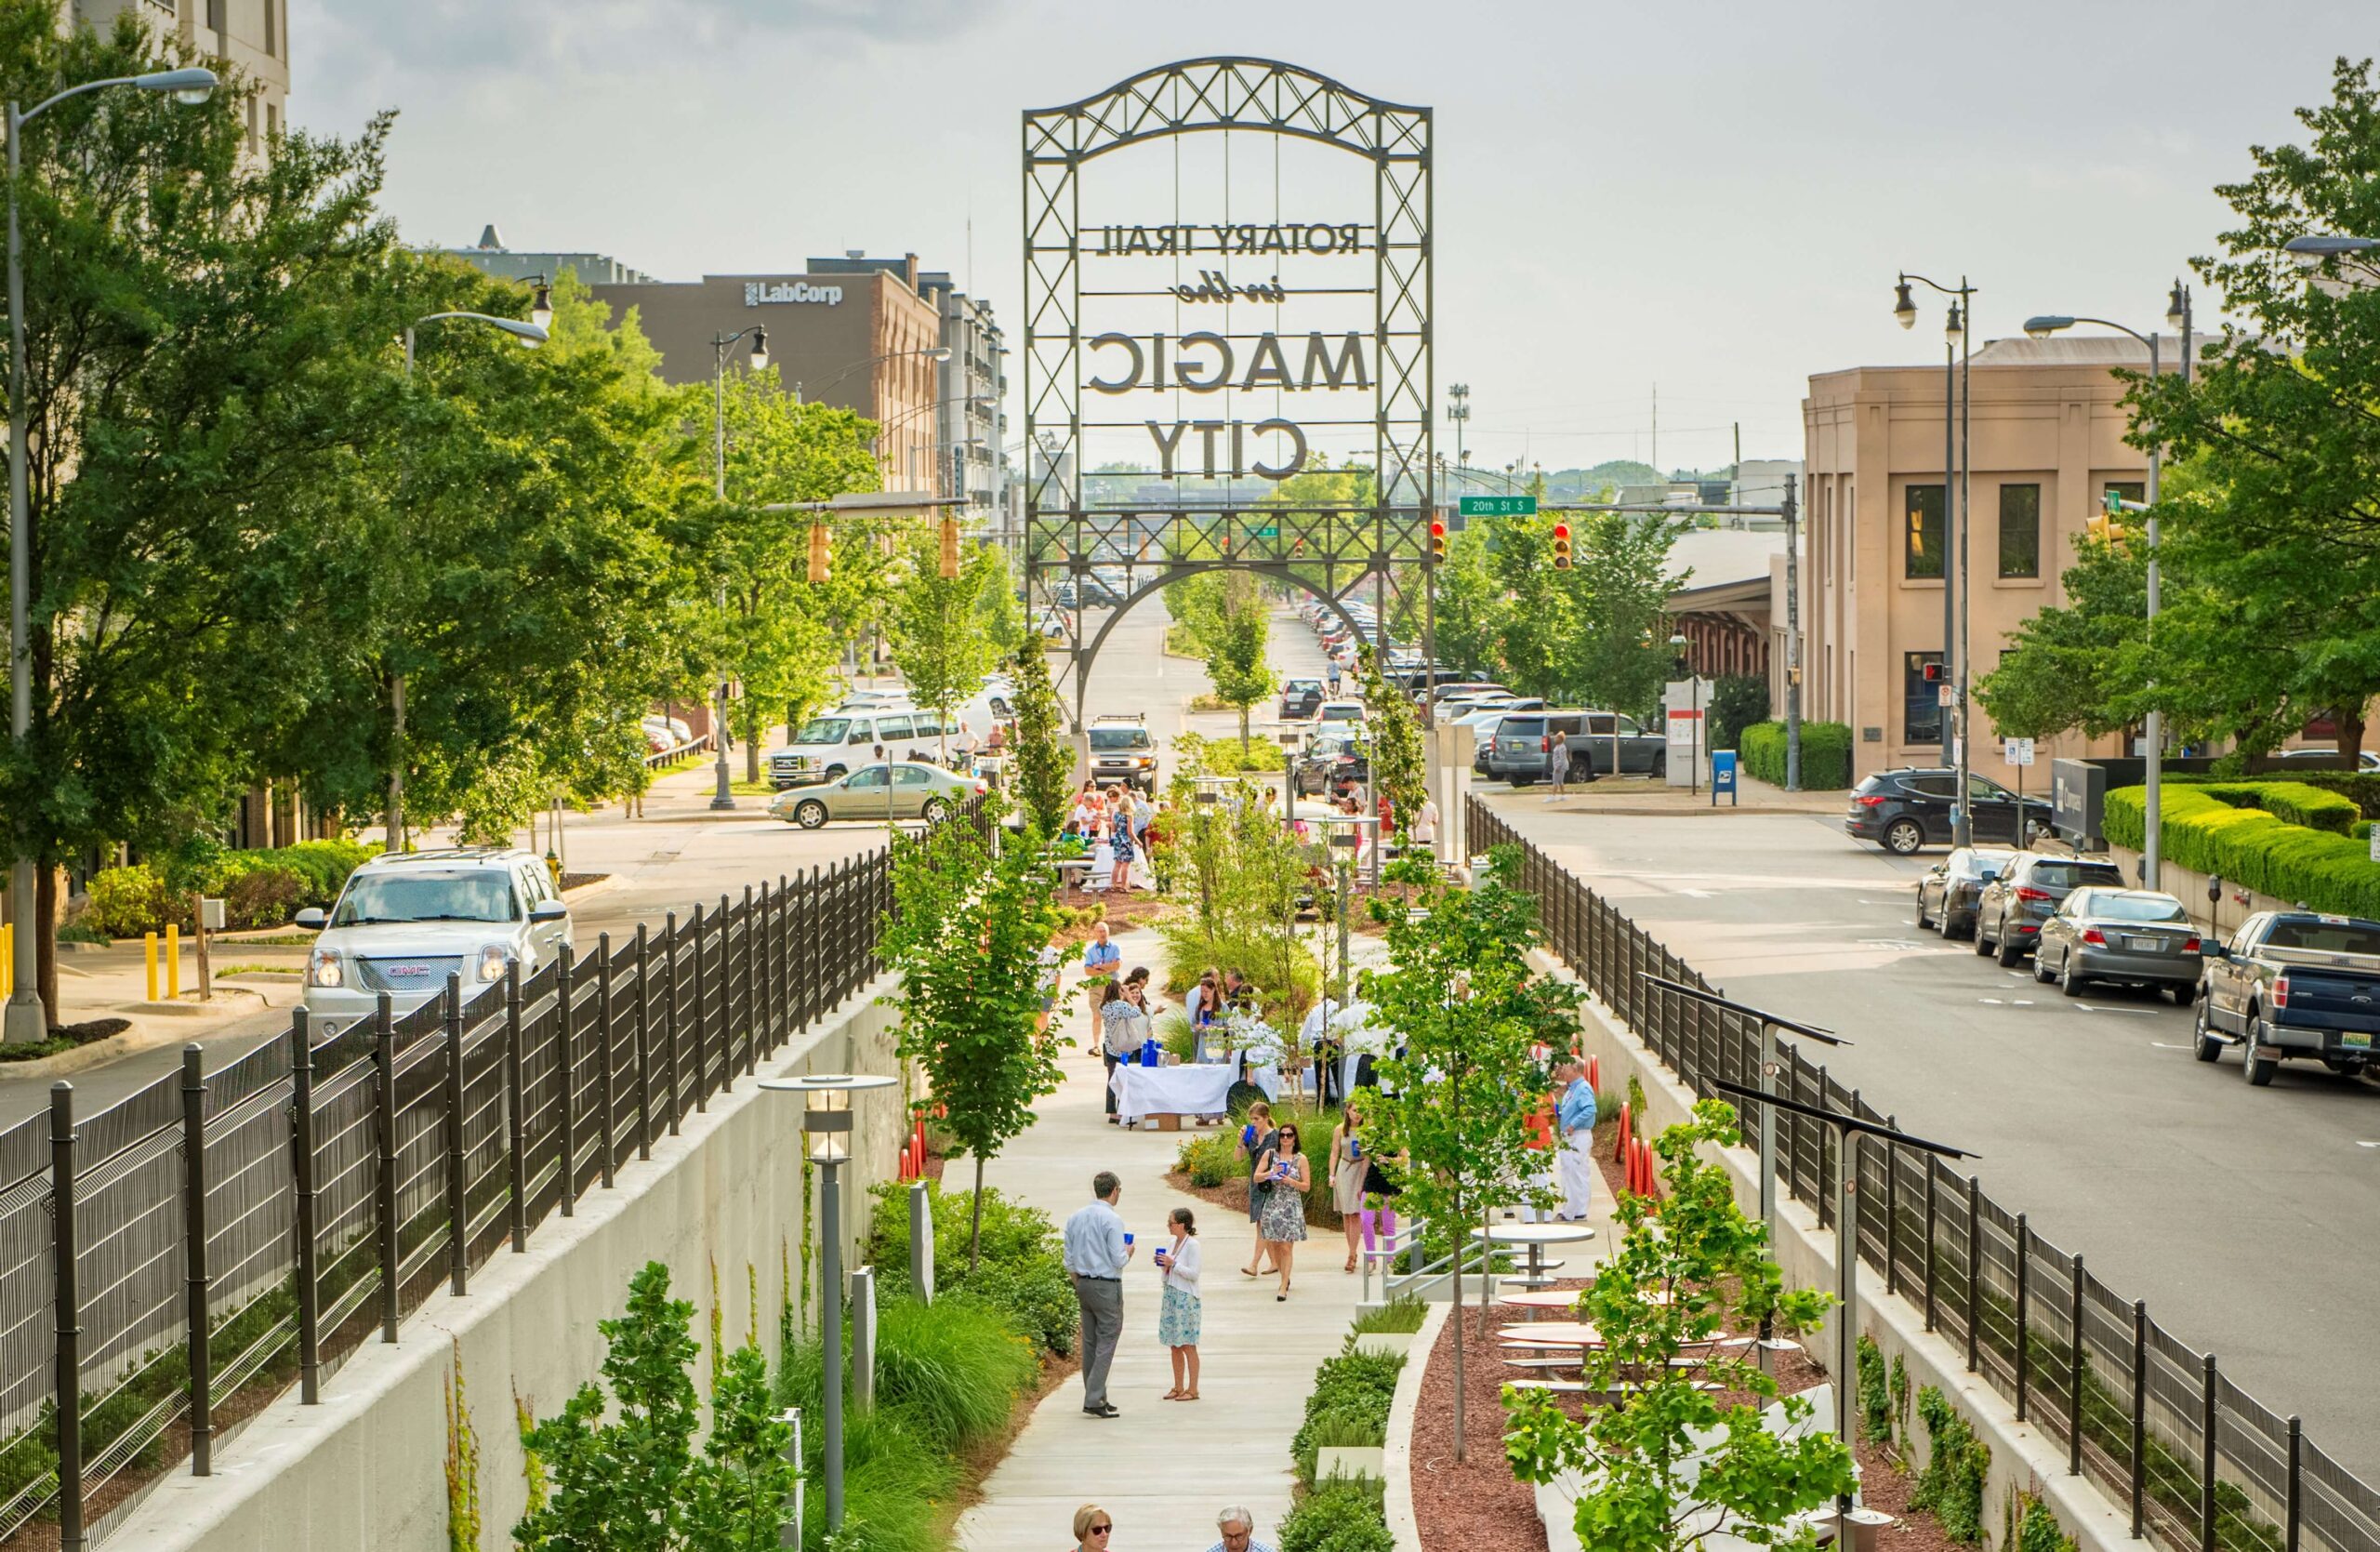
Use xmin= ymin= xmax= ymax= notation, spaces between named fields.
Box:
xmin=1294 ymin=732 xmax=1369 ymax=796
xmin=1088 ymin=714 xmax=1159 ymax=792
xmin=297 ymin=849 xmax=573 ymax=1040
xmin=1913 ymin=846 xmax=2016 ymax=939
xmin=2274 ymin=748 xmax=2380 ymax=771
xmin=2194 ymin=910 xmax=2380 ymax=1084
xmin=1314 ymin=700 xmax=1368 ymax=731
xmin=768 ymin=762 xmax=986 ymax=829
xmin=1573 ymin=711 xmax=1667 ymax=777
xmin=1488 ymin=710 xmax=1611 ymax=785
xmin=2032 ymin=888 xmax=2204 ymax=1000
xmin=1279 ymin=678 xmax=1326 ymax=720
xmin=1973 ymin=853 xmax=2127 ymax=966
xmin=1843 ymin=767 xmax=2054 ymax=856
xmin=768 ymin=708 xmax=965 ymax=789
xmin=1420 ymin=681 xmax=1508 ymax=709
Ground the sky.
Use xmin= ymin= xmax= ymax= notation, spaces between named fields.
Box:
xmin=288 ymin=0 xmax=2366 ymax=478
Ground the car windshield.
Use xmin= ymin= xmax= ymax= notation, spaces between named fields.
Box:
xmin=792 ymin=717 xmax=853 ymax=744
xmin=1089 ymin=727 xmax=1150 ymax=750
xmin=1953 ymin=852 xmax=2012 ymax=880
xmin=2089 ymin=895 xmax=2188 ymax=922
xmin=334 ymin=870 xmax=518 ymax=927
xmin=2264 ymin=919 xmax=2380 ymax=955
xmin=2028 ymin=863 xmax=2123 ymax=890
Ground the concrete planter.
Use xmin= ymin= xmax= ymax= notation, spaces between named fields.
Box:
xmin=1350 ymin=1331 xmax=1415 ymax=1359
xmin=1315 ymin=1445 xmax=1386 ymax=1481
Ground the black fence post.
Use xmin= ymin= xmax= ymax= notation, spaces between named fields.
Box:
xmin=375 ymin=994 xmax=399 ymax=1341
xmin=2132 ymin=1299 xmax=2148 ymax=1539
xmin=2069 ymin=1256 xmax=2085 ymax=1475
xmin=1923 ymin=1163 xmax=1937 ymax=1333
xmin=805 ymin=865 xmax=823 ymax=1029
xmin=443 ymin=975 xmax=469 ymax=1295
xmin=1884 ymin=1121 xmax=1899 ymax=1298
xmin=291 ymin=1008 xmax=322 ymax=1402
xmin=596 ymin=933 xmax=616 ymax=1190
xmin=2015 ymin=1213 xmax=2030 ymax=1422
xmin=718 ymin=893 xmax=734 ymax=1088
xmin=180 ymin=1044 xmax=213 ymax=1476
xmin=689 ymin=903 xmax=709 ymax=1112
xmin=557 ymin=947 xmax=578 ymax=1213
xmin=2285 ymin=1414 xmax=2301 ymax=1552
xmin=1964 ymin=1174 xmax=1981 ymax=1373
xmin=743 ymin=883 xmax=758 ymax=1077
xmin=506 ymin=962 xmax=527 ymax=1251
xmin=49 ymin=1081 xmax=84 ymax=1552
xmin=665 ymin=911 xmax=682 ymax=1133
xmin=2200 ymin=1352 xmax=2217 ymax=1552
xmin=634 ymin=922 xmax=653 ymax=1161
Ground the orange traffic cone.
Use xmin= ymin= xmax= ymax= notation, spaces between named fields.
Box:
xmin=1588 ymin=1055 xmax=1601 ymax=1092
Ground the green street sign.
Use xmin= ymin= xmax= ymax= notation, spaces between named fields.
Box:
xmin=1254 ymin=525 xmax=1279 ymax=538
xmin=1460 ymin=495 xmax=1536 ymax=516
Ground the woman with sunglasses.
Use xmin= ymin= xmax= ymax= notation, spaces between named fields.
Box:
xmin=1250 ymin=1121 xmax=1311 ymax=1300
xmin=1070 ymin=1505 xmax=1116 ymax=1551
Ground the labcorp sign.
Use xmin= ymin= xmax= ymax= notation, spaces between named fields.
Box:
xmin=744 ymin=280 xmax=842 ymax=307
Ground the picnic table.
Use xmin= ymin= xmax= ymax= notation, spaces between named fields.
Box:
xmin=1470 ymin=1220 xmax=1595 ymax=1287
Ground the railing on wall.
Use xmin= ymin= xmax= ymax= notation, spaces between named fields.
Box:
xmin=0 ymin=840 xmax=909 ymax=1548
xmin=1469 ymin=797 xmax=2380 ymax=1552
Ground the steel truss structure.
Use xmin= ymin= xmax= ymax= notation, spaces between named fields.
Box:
xmin=1023 ymin=59 xmax=1433 ymax=715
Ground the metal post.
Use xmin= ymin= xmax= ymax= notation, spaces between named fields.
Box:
xmin=506 ymin=962 xmax=527 ymax=1250
xmin=1783 ymin=473 xmax=1802 ymax=791
xmin=2200 ymin=1352 xmax=2217 ymax=1552
xmin=743 ymin=884 xmax=758 ymax=1077
xmin=2069 ymin=1256 xmax=2085 ymax=1475
xmin=634 ymin=922 xmax=653 ymax=1161
xmin=821 ymin=1157 xmax=846 ymax=1532
xmin=908 ymin=1181 xmax=933 ymax=1306
xmin=443 ymin=975 xmax=468 ymax=1294
xmin=1938 ymin=333 xmax=1955 ymax=769
xmin=2131 ymin=1300 xmax=2148 ymax=1539
xmin=375 ymin=995 xmax=399 ymax=1341
xmin=596 ymin=933 xmax=615 ymax=1189
xmin=690 ymin=903 xmax=709 ymax=1109
xmin=779 ymin=1407 xmax=804 ymax=1550
xmin=179 ymin=1045 xmax=212 ymax=1475
xmin=4 ymin=103 xmax=45 ymax=1046
xmin=719 ymin=894 xmax=734 ymax=1087
xmin=1884 ymin=1121 xmax=1899 ymax=1298
xmin=1923 ymin=1164 xmax=1937 ymax=1333
xmin=291 ymin=1009 xmax=321 ymax=1400
xmin=1953 ymin=286 xmax=1974 ymax=848
xmin=2285 ymin=1415 xmax=2301 ymax=1552
xmin=1964 ymin=1174 xmax=1981 ymax=1372
xmin=1757 ymin=1017 xmax=1778 ymax=1373
xmin=1834 ymin=1126 xmax=1858 ymax=1521
xmin=2144 ymin=331 xmax=2163 ymax=893
xmin=2015 ymin=1213 xmax=2030 ymax=1421
xmin=665 ymin=911 xmax=682 ymax=1133
xmin=49 ymin=1081 xmax=83 ymax=1549
xmin=557 ymin=948 xmax=577 ymax=1213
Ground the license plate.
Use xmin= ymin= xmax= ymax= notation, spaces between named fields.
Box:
xmin=2125 ymin=936 xmax=2161 ymax=952
xmin=2345 ymin=1032 xmax=2373 ymax=1050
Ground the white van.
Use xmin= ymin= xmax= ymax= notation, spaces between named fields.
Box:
xmin=769 ymin=707 xmax=972 ymax=789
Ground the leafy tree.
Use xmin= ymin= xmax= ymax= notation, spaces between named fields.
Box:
xmin=1558 ymin=511 xmax=1686 ymax=721
xmin=880 ymin=807 xmax=1077 ymax=1270
xmin=1485 ymin=518 xmax=1569 ymax=699
xmin=1424 ymin=525 xmax=1503 ymax=680
xmin=887 ymin=524 xmax=998 ymax=761
xmin=1010 ymin=635 xmax=1071 ymax=833
xmin=1356 ymin=645 xmax=1425 ymax=834
xmin=1705 ymin=675 xmax=1772 ymax=758
xmin=1169 ymin=569 xmax=1275 ymax=749
xmin=976 ymin=546 xmax=1026 ymax=659
xmin=1365 ymin=846 xmax=1578 ymax=1460
xmin=1505 ymin=1104 xmax=1852 ymax=1552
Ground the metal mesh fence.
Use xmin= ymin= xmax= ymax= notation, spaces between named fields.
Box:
xmin=1464 ymin=797 xmax=2375 ymax=1552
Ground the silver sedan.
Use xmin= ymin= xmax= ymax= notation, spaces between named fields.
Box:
xmin=768 ymin=762 xmax=985 ymax=829
xmin=2032 ymin=887 xmax=2205 ymax=1002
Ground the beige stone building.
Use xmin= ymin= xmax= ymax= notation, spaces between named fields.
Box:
xmin=1779 ymin=336 xmax=2172 ymax=786
xmin=73 ymin=0 xmax=290 ymax=152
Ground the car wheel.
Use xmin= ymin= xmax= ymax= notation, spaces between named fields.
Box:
xmin=1883 ymin=818 xmax=1924 ymax=856
xmin=1914 ymin=893 xmax=1933 ymax=931
xmin=921 ymin=799 xmax=951 ymax=825
xmin=1996 ymin=930 xmax=2026 ymax=968
xmin=2059 ymin=955 xmax=2088 ymax=998
xmin=2242 ymin=1016 xmax=2278 ymax=1086
xmin=2166 ymin=983 xmax=2193 ymax=1006
xmin=2032 ymin=951 xmax=2055 ymax=984
xmin=794 ymin=800 xmax=828 ymax=829
xmin=2192 ymin=996 xmax=2223 ymax=1062
xmin=1974 ymin=915 xmax=1996 ymax=956
xmin=1650 ymin=753 xmax=1667 ymax=778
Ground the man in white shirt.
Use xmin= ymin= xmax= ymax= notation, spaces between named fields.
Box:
xmin=1062 ymin=1171 xmax=1132 ymax=1417
xmin=1206 ymin=1506 xmax=1276 ymax=1552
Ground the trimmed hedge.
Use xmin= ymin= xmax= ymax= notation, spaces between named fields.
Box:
xmin=1739 ymin=720 xmax=1853 ymax=790
xmin=81 ymin=839 xmax=378 ymax=937
xmin=2105 ymin=783 xmax=2380 ymax=918
xmin=2286 ymin=771 xmax=2380 ymax=819
xmin=2190 ymin=780 xmax=2360 ymax=835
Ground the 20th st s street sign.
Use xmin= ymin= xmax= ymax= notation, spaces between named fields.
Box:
xmin=1459 ymin=495 xmax=1536 ymax=516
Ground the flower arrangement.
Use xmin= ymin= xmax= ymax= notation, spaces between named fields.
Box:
xmin=1223 ymin=1007 xmax=1286 ymax=1068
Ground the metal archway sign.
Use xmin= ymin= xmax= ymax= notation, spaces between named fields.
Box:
xmin=1022 ymin=59 xmax=1434 ymax=715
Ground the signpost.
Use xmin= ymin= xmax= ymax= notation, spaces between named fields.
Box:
xmin=1458 ymin=494 xmax=1536 ymax=517
xmin=2003 ymin=736 xmax=2035 ymax=830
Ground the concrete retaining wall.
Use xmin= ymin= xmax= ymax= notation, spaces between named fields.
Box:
xmin=1534 ymin=948 xmax=2135 ymax=1552
xmin=112 ymin=978 xmax=909 ymax=1552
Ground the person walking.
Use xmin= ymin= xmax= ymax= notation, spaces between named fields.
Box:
xmin=1207 ymin=1507 xmax=1275 ymax=1552
xmin=1155 ymin=1206 xmax=1202 ymax=1400
xmin=1251 ymin=1123 xmax=1312 ymax=1300
xmin=1547 ymin=729 xmax=1571 ymax=801
xmin=1554 ymin=1057 xmax=1599 ymax=1221
xmin=1063 ymin=1171 xmax=1133 ymax=1418
xmin=1329 ymin=1099 xmax=1371 ymax=1273
xmin=1071 ymin=1505 xmax=1117 ymax=1551
xmin=1081 ymin=922 xmax=1121 ymax=1053
xmin=1236 ymin=1100 xmax=1278 ymax=1277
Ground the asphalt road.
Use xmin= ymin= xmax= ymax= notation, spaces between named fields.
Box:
xmin=1482 ymin=793 xmax=2380 ymax=1482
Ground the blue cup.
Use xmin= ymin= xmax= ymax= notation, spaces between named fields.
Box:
xmin=1123 ymin=1232 xmax=1135 ymax=1246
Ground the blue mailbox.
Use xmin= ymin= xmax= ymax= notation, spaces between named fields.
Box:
xmin=1711 ymin=749 xmax=1739 ymax=806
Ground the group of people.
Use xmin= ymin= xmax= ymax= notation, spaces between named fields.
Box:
xmin=1229 ymin=1096 xmax=1403 ymax=1300
xmin=1063 ymin=1171 xmax=1205 ymax=1417
xmin=1067 ymin=1505 xmax=1274 ymax=1552
xmin=1084 ymin=923 xmax=1163 ymax=1120
xmin=1065 ymin=781 xmax=1156 ymax=892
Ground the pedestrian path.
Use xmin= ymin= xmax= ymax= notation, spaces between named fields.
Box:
xmin=954 ymin=927 xmax=1369 ymax=1552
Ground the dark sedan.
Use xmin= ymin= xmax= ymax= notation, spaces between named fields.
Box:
xmin=1294 ymin=733 xmax=1369 ymax=796
xmin=2032 ymin=888 xmax=2203 ymax=1002
xmin=1974 ymin=854 xmax=2128 ymax=966
xmin=1913 ymin=846 xmax=2016 ymax=940
xmin=1844 ymin=767 xmax=2054 ymax=856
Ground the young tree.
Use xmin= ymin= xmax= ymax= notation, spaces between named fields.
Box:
xmin=1505 ymin=1104 xmax=1852 ymax=1552
xmin=1170 ymin=569 xmax=1276 ymax=749
xmin=1558 ymin=511 xmax=1687 ymax=722
xmin=887 ymin=525 xmax=998 ymax=762
xmin=879 ymin=807 xmax=1078 ymax=1270
xmin=1365 ymin=846 xmax=1579 ymax=1460
xmin=1010 ymin=635 xmax=1073 ymax=833
xmin=1356 ymin=646 xmax=1426 ymax=833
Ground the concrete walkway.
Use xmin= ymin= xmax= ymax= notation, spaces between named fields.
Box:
xmin=954 ymin=928 xmax=1370 ymax=1552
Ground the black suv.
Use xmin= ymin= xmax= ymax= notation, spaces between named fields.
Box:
xmin=1279 ymin=678 xmax=1325 ymax=720
xmin=1975 ymin=853 xmax=2127 ymax=966
xmin=1843 ymin=767 xmax=2053 ymax=856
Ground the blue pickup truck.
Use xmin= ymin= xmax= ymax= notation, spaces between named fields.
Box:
xmin=2193 ymin=910 xmax=2380 ymax=1086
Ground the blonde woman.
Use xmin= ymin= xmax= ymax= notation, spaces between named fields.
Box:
xmin=1069 ymin=1505 xmax=1116 ymax=1552
xmin=1251 ymin=1123 xmax=1312 ymax=1300
xmin=1329 ymin=1099 xmax=1371 ymax=1273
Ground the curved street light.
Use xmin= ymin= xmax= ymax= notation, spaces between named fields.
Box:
xmin=797 ymin=345 xmax=951 ymax=404
xmin=7 ymin=65 xmax=221 ymax=1045
xmin=1892 ymin=271 xmax=1977 ymax=838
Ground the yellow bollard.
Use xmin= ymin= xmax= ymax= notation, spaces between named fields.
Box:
xmin=146 ymin=932 xmax=160 ymax=1002
xmin=0 ymin=922 xmax=10 ymax=998
xmin=165 ymin=923 xmax=180 ymax=1001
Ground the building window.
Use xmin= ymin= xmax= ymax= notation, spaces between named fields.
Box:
xmin=1903 ymin=484 xmax=1945 ymax=579
xmin=1998 ymin=484 xmax=2041 ymax=577
xmin=265 ymin=0 xmax=277 ymax=55
xmin=205 ymin=0 xmax=223 ymax=29
xmin=1904 ymin=652 xmax=1945 ymax=745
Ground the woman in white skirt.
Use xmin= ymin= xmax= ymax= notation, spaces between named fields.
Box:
xmin=1156 ymin=1206 xmax=1202 ymax=1400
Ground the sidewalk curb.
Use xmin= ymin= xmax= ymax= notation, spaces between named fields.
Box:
xmin=0 ymin=993 xmax=285 ymax=1083
xmin=1382 ymin=1297 xmax=1448 ymax=1552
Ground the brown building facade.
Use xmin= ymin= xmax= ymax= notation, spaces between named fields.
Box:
xmin=591 ymin=256 xmax=945 ymax=493
xmin=1782 ymin=336 xmax=2166 ymax=785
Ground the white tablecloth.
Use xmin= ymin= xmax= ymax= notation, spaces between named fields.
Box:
xmin=1109 ymin=1060 xmax=1278 ymax=1123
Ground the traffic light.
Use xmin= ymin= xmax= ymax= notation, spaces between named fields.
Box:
xmin=1922 ymin=660 xmax=1945 ymax=684
xmin=1551 ymin=521 xmax=1573 ymax=570
xmin=806 ymin=522 xmax=832 ymax=583
xmin=938 ymin=514 xmax=960 ymax=579
xmin=2088 ymin=487 xmax=2127 ymax=542
xmin=1429 ymin=518 xmax=1448 ymax=564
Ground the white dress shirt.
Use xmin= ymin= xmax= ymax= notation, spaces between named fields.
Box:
xmin=1062 ymin=1198 xmax=1130 ymax=1278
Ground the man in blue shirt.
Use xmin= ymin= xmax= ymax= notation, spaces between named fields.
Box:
xmin=1207 ymin=1506 xmax=1276 ymax=1552
xmin=1062 ymin=1170 xmax=1133 ymax=1416
xmin=1554 ymin=1057 xmax=1598 ymax=1220
xmin=1083 ymin=922 xmax=1125 ymax=1113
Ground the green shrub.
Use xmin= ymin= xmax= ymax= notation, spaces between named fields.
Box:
xmin=775 ymin=1341 xmax=957 ymax=1552
xmin=1176 ymin=1128 xmax=1241 ymax=1187
xmin=1911 ymin=1386 xmax=1989 ymax=1544
xmin=1157 ymin=1011 xmax=1197 ymax=1061
xmin=2196 ymin=779 xmax=2360 ymax=834
xmin=1739 ymin=720 xmax=1853 ymax=789
xmin=2287 ymin=770 xmax=2380 ymax=817
xmin=1177 ymin=730 xmax=1288 ymax=775
xmin=1278 ymin=1472 xmax=1392 ymax=1552
xmin=224 ymin=866 xmax=308 ymax=930
xmin=1293 ymin=1393 xmax=1392 ymax=1484
xmin=1348 ymin=1295 xmax=1427 ymax=1335
xmin=2006 ymin=1487 xmax=2079 ymax=1552
xmin=869 ymin=1293 xmax=1037 ymax=1453
xmin=1706 ymin=674 xmax=1771 ymax=757
xmin=2358 ymin=820 xmax=2374 ymax=842
xmin=85 ymin=865 xmax=171 ymax=937
xmin=866 ymin=1179 xmax=1079 ymax=1357
xmin=2106 ymin=784 xmax=2380 ymax=918
xmin=1856 ymin=1333 xmax=1890 ymax=1443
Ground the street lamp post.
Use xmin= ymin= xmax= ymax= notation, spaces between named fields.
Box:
xmin=1896 ymin=273 xmax=1976 ymax=843
xmin=2022 ymin=287 xmax=2190 ymax=891
xmin=6 ymin=66 xmax=220 ymax=1042
xmin=708 ymin=326 xmax=771 ymax=813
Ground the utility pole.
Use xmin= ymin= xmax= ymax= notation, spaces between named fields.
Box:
xmin=1784 ymin=475 xmax=1802 ymax=791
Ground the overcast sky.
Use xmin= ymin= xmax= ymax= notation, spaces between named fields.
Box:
xmin=289 ymin=0 xmax=2363 ymax=477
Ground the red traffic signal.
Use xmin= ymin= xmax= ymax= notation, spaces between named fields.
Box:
xmin=1551 ymin=521 xmax=1574 ymax=570
xmin=1429 ymin=518 xmax=1448 ymax=563
xmin=1922 ymin=660 xmax=1945 ymax=683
